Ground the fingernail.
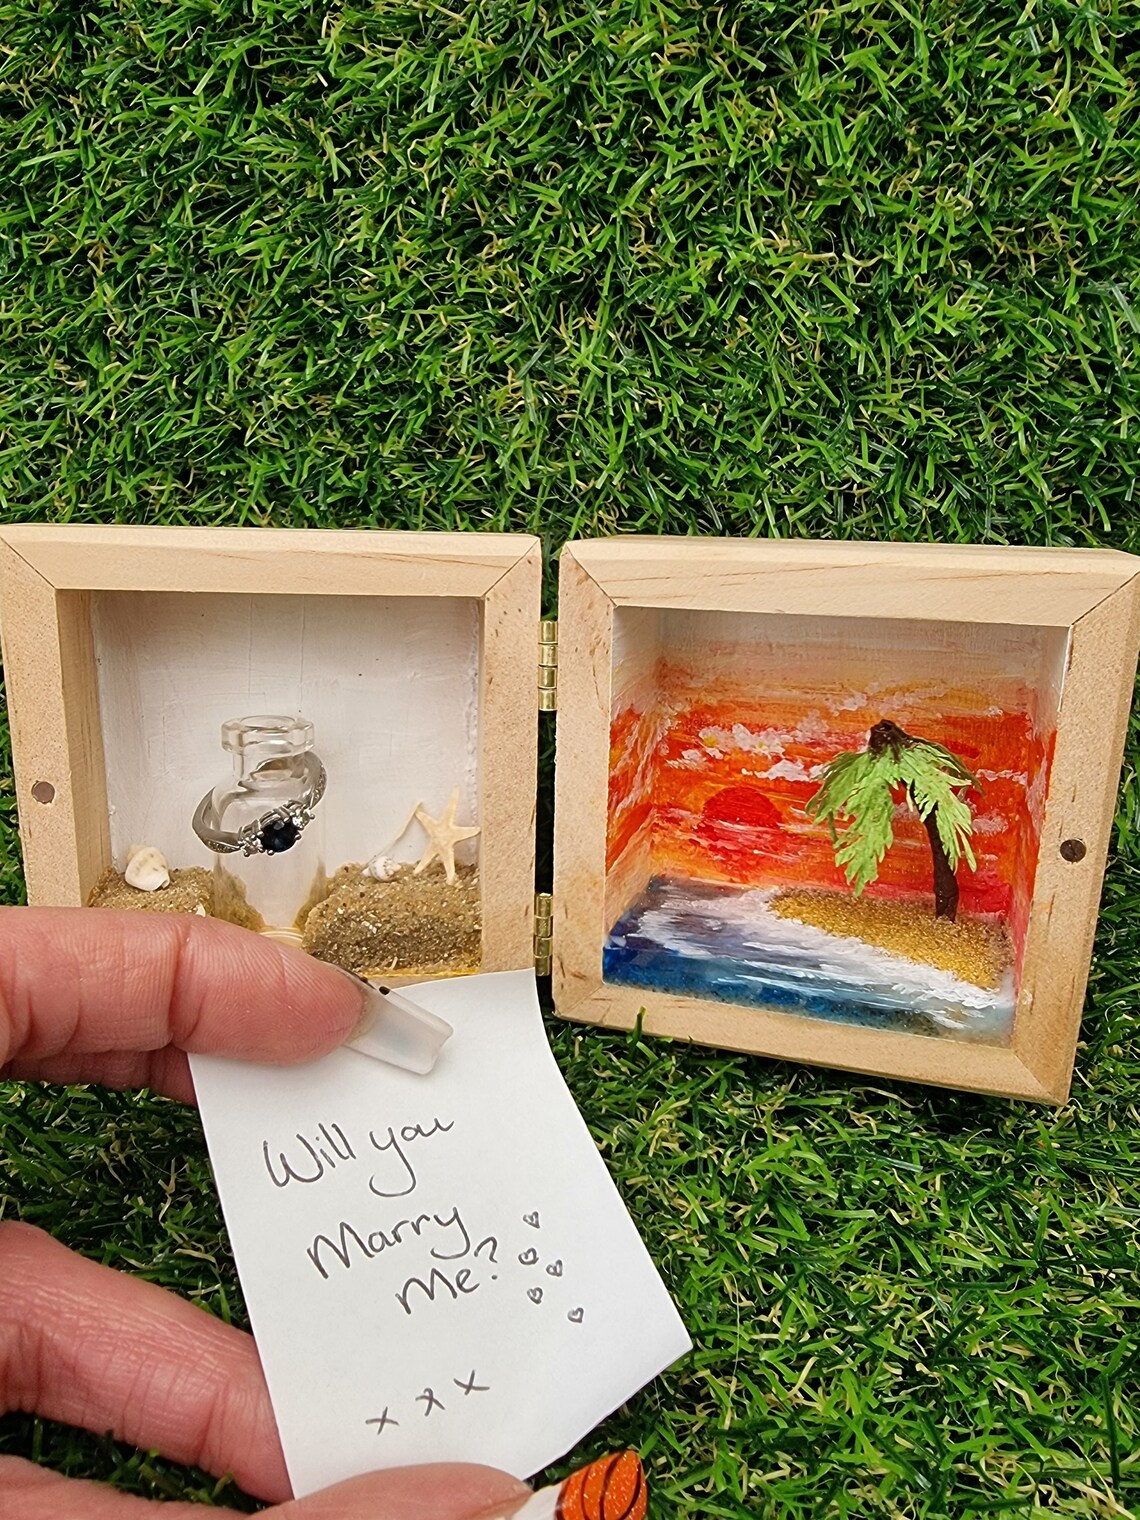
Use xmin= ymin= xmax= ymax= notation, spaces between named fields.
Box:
xmin=494 ymin=1452 xmax=647 ymax=1519
xmin=334 ymin=968 xmax=453 ymax=1074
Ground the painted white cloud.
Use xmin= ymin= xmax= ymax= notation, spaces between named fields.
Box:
xmin=734 ymin=722 xmax=768 ymax=752
xmin=971 ymin=815 xmax=1006 ymax=835
xmin=792 ymin=711 xmax=830 ymax=741
xmin=765 ymin=757 xmax=812 ymax=782
xmin=667 ymin=748 xmax=710 ymax=770
xmin=698 ymin=725 xmax=756 ymax=754
xmin=697 ymin=723 xmax=790 ymax=758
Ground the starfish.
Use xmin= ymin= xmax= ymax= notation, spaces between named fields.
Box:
xmin=413 ymin=790 xmax=480 ymax=884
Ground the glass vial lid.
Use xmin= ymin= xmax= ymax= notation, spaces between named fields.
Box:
xmin=222 ymin=715 xmax=316 ymax=788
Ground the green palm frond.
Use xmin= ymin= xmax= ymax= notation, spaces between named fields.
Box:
xmin=897 ymin=744 xmax=978 ymax=871
xmin=806 ymin=735 xmax=978 ymax=894
xmin=805 ymin=747 xmax=903 ymax=895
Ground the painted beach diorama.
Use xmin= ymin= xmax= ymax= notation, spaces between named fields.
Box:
xmin=602 ymin=609 xmax=1066 ymax=1044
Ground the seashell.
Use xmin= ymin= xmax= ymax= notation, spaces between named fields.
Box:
xmin=124 ymin=845 xmax=170 ymax=892
xmin=194 ymin=904 xmax=207 ymax=915
xmin=364 ymin=854 xmax=401 ymax=881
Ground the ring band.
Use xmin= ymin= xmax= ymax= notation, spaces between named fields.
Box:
xmin=192 ymin=753 xmax=327 ymax=856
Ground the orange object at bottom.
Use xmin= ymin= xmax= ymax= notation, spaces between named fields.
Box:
xmin=555 ymin=1451 xmax=647 ymax=1520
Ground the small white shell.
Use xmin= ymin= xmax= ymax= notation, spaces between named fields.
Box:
xmin=125 ymin=845 xmax=171 ymax=892
xmin=194 ymin=904 xmax=207 ymax=916
xmin=364 ymin=854 xmax=401 ymax=881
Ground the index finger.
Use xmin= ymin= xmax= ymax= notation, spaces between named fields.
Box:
xmin=0 ymin=907 xmax=365 ymax=1085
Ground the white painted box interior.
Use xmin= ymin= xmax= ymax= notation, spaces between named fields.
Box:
xmin=91 ymin=591 xmax=482 ymax=876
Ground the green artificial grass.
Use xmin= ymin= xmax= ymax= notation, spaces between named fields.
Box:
xmin=2 ymin=0 xmax=1140 ymax=1515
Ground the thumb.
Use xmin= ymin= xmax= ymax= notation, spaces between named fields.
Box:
xmin=0 ymin=907 xmax=368 ymax=1070
xmin=280 ymin=1463 xmax=530 ymax=1519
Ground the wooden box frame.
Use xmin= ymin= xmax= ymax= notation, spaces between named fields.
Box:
xmin=0 ymin=525 xmax=541 ymax=973
xmin=553 ymin=538 xmax=1140 ymax=1103
xmin=2 ymin=526 xmax=1138 ymax=1103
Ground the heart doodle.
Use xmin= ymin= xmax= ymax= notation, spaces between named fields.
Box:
xmin=518 ymin=1248 xmax=539 ymax=1266
xmin=546 ymin=1260 xmax=563 ymax=1277
xmin=528 ymin=1286 xmax=543 ymax=1305
xmin=522 ymin=1212 xmax=540 ymax=1229
xmin=567 ymin=1307 xmax=584 ymax=1323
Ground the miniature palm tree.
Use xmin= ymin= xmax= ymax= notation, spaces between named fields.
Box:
xmin=806 ymin=720 xmax=978 ymax=922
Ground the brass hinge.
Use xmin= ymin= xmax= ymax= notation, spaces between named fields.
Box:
xmin=538 ymin=618 xmax=558 ymax=712
xmin=534 ymin=891 xmax=553 ymax=976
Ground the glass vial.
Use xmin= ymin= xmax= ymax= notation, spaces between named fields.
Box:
xmin=210 ymin=715 xmax=326 ymax=945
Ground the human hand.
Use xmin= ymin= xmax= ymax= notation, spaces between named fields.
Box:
xmin=0 ymin=907 xmax=533 ymax=1518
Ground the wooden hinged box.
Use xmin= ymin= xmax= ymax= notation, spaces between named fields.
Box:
xmin=2 ymin=526 xmax=1138 ymax=1104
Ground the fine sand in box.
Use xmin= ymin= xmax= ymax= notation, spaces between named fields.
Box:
xmin=303 ymin=862 xmax=481 ymax=978
xmin=771 ymin=889 xmax=1009 ymax=992
xmin=90 ymin=860 xmax=482 ymax=980
xmin=90 ymin=865 xmax=266 ymax=932
xmin=603 ymin=878 xmax=1016 ymax=1041
xmin=89 ymin=866 xmax=214 ymax=917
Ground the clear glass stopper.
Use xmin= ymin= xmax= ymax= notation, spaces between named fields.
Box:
xmin=222 ymin=715 xmax=316 ymax=786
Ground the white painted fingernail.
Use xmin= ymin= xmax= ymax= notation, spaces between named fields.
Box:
xmin=336 ymin=970 xmax=452 ymax=1074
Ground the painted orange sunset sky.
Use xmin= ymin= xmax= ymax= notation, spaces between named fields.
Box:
xmin=606 ymin=614 xmax=1062 ymax=968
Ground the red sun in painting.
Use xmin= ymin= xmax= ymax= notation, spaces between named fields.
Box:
xmin=702 ymin=786 xmax=782 ymax=829
xmin=696 ymin=785 xmax=787 ymax=876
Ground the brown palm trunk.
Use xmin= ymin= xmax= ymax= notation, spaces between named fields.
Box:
xmin=919 ymin=804 xmax=959 ymax=922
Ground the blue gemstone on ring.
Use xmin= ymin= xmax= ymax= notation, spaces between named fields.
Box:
xmin=260 ymin=818 xmax=300 ymax=854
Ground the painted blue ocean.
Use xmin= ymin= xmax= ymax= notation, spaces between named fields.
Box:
xmin=603 ymin=877 xmax=1014 ymax=1042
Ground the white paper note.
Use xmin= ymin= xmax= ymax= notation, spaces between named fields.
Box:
xmin=190 ymin=970 xmax=691 ymax=1498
